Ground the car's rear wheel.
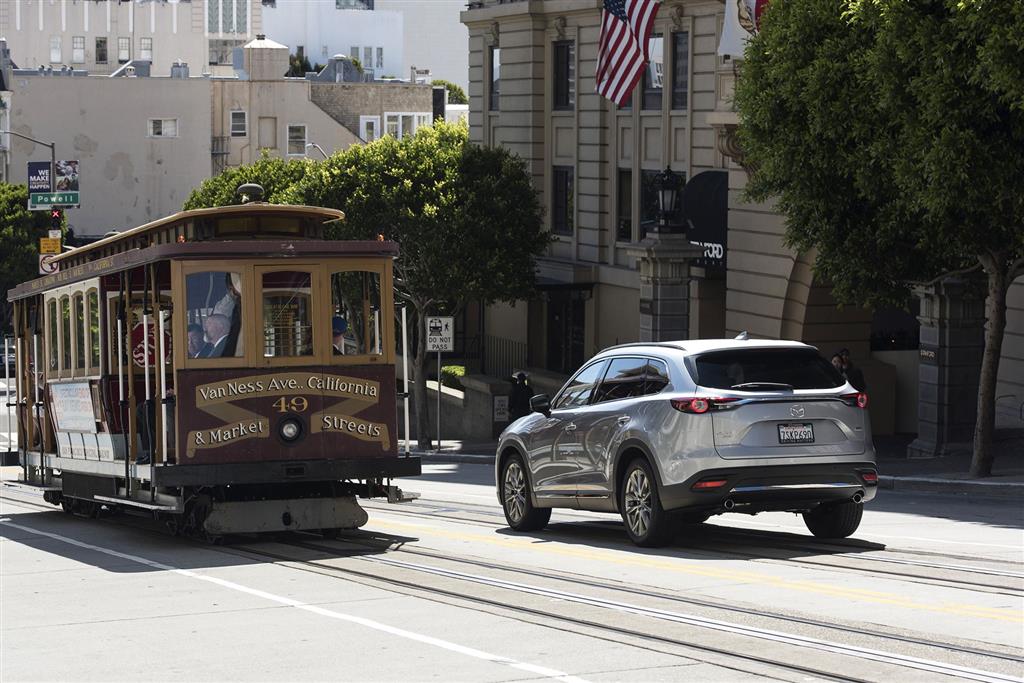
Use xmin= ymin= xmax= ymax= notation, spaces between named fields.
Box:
xmin=802 ymin=500 xmax=863 ymax=538
xmin=500 ymin=454 xmax=551 ymax=532
xmin=620 ymin=458 xmax=673 ymax=547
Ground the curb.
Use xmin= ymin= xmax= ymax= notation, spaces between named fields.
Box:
xmin=877 ymin=474 xmax=1023 ymax=498
xmin=415 ymin=453 xmax=1023 ymax=498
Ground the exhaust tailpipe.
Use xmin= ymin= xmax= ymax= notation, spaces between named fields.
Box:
xmin=723 ymin=499 xmax=735 ymax=511
xmin=852 ymin=492 xmax=863 ymax=504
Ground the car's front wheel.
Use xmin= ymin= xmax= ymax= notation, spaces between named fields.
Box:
xmin=620 ymin=458 xmax=673 ymax=547
xmin=802 ymin=500 xmax=863 ymax=538
xmin=500 ymin=454 xmax=551 ymax=532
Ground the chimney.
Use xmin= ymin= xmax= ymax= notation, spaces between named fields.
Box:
xmin=170 ymin=60 xmax=190 ymax=79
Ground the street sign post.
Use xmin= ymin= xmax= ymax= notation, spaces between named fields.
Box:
xmin=426 ymin=316 xmax=455 ymax=450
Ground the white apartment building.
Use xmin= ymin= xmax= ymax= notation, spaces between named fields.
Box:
xmin=376 ymin=0 xmax=468 ymax=90
xmin=0 ymin=0 xmax=262 ymax=76
xmin=261 ymin=1 xmax=403 ymax=79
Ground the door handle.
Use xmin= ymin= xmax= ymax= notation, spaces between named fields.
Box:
xmin=564 ymin=422 xmax=577 ymax=432
xmin=617 ymin=416 xmax=630 ymax=425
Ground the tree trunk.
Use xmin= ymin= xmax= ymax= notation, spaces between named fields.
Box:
xmin=970 ymin=254 xmax=1009 ymax=478
xmin=410 ymin=305 xmax=433 ymax=450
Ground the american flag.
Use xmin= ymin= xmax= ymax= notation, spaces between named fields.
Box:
xmin=596 ymin=0 xmax=660 ymax=106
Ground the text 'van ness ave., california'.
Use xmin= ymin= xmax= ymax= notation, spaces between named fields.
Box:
xmin=196 ymin=373 xmax=379 ymax=405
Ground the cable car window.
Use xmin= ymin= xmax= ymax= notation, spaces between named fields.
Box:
xmin=262 ymin=270 xmax=314 ymax=358
xmin=88 ymin=290 xmax=101 ymax=370
xmin=73 ymin=293 xmax=86 ymax=371
xmin=184 ymin=271 xmax=244 ymax=359
xmin=47 ymin=299 xmax=58 ymax=373
xmin=60 ymin=296 xmax=71 ymax=371
xmin=330 ymin=270 xmax=382 ymax=356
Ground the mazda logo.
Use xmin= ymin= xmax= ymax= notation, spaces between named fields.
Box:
xmin=790 ymin=405 xmax=805 ymax=418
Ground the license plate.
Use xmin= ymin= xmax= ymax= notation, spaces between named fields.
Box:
xmin=778 ymin=423 xmax=814 ymax=444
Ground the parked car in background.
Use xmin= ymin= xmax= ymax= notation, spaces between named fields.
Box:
xmin=495 ymin=337 xmax=877 ymax=547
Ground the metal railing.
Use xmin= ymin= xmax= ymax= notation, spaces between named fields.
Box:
xmin=482 ymin=334 xmax=527 ymax=381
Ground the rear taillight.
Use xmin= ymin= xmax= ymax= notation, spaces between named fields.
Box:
xmin=670 ymin=397 xmax=740 ymax=414
xmin=841 ymin=392 xmax=869 ymax=409
xmin=692 ymin=478 xmax=729 ymax=490
xmin=859 ymin=470 xmax=878 ymax=484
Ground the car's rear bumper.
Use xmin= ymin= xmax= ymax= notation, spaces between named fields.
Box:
xmin=659 ymin=461 xmax=877 ymax=513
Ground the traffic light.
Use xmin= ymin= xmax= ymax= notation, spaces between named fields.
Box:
xmin=50 ymin=209 xmax=63 ymax=232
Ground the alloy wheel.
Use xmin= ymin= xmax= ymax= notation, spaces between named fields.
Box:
xmin=624 ymin=467 xmax=652 ymax=538
xmin=503 ymin=461 xmax=527 ymax=524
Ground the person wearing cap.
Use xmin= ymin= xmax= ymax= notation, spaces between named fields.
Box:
xmin=332 ymin=316 xmax=348 ymax=355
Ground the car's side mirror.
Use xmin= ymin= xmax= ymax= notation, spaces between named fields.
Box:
xmin=529 ymin=394 xmax=551 ymax=416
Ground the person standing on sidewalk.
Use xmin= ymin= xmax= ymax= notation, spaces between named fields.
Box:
xmin=839 ymin=348 xmax=868 ymax=393
xmin=509 ymin=372 xmax=533 ymax=422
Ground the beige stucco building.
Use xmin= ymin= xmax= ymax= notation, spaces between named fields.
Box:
xmin=461 ymin=0 xmax=1023 ymax=444
xmin=0 ymin=0 xmax=262 ymax=76
xmin=3 ymin=36 xmax=434 ymax=236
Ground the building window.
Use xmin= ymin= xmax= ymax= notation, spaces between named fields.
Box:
xmin=617 ymin=169 xmax=632 ymax=242
xmin=360 ymin=116 xmax=379 ymax=141
xmin=72 ymin=36 xmax=85 ymax=64
xmin=148 ymin=118 xmax=179 ymax=138
xmin=49 ymin=36 xmax=61 ymax=63
xmin=287 ymin=124 xmax=307 ymax=155
xmin=642 ymin=34 xmax=663 ymax=111
xmin=350 ymin=46 xmax=359 ymax=59
xmin=230 ymin=111 xmax=247 ymax=137
xmin=140 ymin=37 xmax=153 ymax=61
xmin=337 ymin=0 xmax=373 ymax=7
xmin=209 ymin=39 xmax=243 ymax=65
xmin=488 ymin=46 xmax=500 ymax=111
xmin=95 ymin=37 xmax=108 ymax=64
xmin=552 ymin=166 xmax=574 ymax=236
xmin=671 ymin=32 xmax=689 ymax=110
xmin=553 ymin=40 xmax=575 ymax=111
xmin=376 ymin=47 xmax=383 ymax=69
xmin=118 ymin=37 xmax=130 ymax=63
xmin=382 ymin=112 xmax=431 ymax=138
xmin=207 ymin=0 xmax=248 ymax=35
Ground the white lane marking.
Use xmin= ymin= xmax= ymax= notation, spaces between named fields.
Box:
xmin=0 ymin=519 xmax=590 ymax=683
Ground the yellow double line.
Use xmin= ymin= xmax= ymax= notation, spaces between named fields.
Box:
xmin=371 ymin=516 xmax=1023 ymax=624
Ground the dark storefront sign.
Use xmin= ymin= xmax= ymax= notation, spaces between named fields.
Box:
xmin=681 ymin=170 xmax=728 ymax=270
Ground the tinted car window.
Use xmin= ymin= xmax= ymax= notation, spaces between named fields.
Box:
xmin=692 ymin=349 xmax=844 ymax=390
xmin=644 ymin=359 xmax=670 ymax=394
xmin=594 ymin=357 xmax=647 ymax=403
xmin=554 ymin=359 xmax=609 ymax=409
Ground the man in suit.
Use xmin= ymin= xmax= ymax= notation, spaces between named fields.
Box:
xmin=199 ymin=314 xmax=231 ymax=358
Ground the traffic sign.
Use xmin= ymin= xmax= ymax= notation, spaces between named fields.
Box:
xmin=48 ymin=229 xmax=62 ymax=240
xmin=38 ymin=254 xmax=59 ymax=275
xmin=29 ymin=191 xmax=80 ymax=210
xmin=426 ymin=316 xmax=454 ymax=352
xmin=39 ymin=237 xmax=61 ymax=254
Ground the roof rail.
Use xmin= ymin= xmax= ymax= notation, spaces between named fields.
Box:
xmin=599 ymin=341 xmax=688 ymax=353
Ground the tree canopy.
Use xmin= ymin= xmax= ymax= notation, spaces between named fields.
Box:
xmin=0 ymin=183 xmax=56 ymax=332
xmin=432 ymin=79 xmax=468 ymax=105
xmin=183 ymin=154 xmax=311 ymax=210
xmin=735 ymin=0 xmax=1024 ymax=475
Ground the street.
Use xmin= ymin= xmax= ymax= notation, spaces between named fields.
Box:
xmin=2 ymin=462 xmax=1022 ymax=682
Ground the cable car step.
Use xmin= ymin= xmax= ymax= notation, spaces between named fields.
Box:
xmin=2 ymin=480 xmax=62 ymax=493
xmin=93 ymin=495 xmax=181 ymax=512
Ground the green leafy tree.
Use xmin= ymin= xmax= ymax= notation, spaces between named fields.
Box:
xmin=432 ymin=79 xmax=468 ymax=105
xmin=183 ymin=153 xmax=311 ymax=210
xmin=0 ymin=184 xmax=56 ymax=332
xmin=286 ymin=53 xmax=314 ymax=77
xmin=735 ymin=0 xmax=1024 ymax=477
xmin=183 ymin=122 xmax=548 ymax=449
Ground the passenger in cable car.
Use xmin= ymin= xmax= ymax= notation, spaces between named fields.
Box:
xmin=199 ymin=314 xmax=232 ymax=358
xmin=187 ymin=323 xmax=205 ymax=358
xmin=332 ymin=316 xmax=348 ymax=355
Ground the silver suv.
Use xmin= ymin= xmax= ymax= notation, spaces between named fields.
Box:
xmin=495 ymin=338 xmax=877 ymax=546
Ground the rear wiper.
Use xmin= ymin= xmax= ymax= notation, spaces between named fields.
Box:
xmin=730 ymin=382 xmax=794 ymax=391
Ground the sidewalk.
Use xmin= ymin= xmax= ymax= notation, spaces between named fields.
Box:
xmin=410 ymin=432 xmax=1024 ymax=498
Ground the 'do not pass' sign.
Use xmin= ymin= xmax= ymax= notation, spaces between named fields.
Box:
xmin=426 ymin=316 xmax=454 ymax=352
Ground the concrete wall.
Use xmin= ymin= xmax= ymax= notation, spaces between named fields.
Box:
xmin=309 ymin=82 xmax=433 ymax=139
xmin=377 ymin=0 xmax=469 ymax=90
xmin=7 ymin=75 xmax=211 ymax=236
xmin=261 ymin=3 xmax=403 ymax=78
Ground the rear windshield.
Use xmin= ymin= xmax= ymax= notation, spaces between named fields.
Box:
xmin=691 ymin=349 xmax=845 ymax=390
